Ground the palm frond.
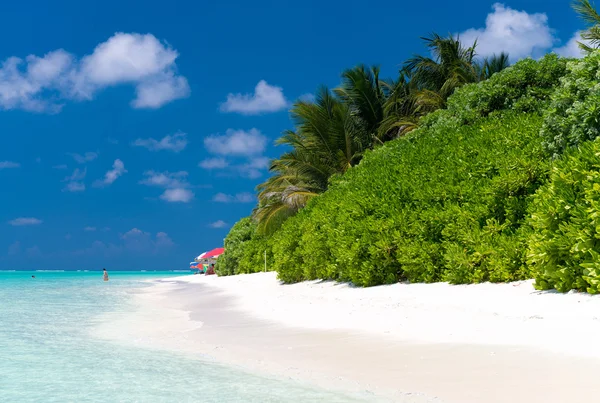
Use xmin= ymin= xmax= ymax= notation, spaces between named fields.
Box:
xmin=573 ymin=0 xmax=600 ymax=25
xmin=573 ymin=0 xmax=600 ymax=52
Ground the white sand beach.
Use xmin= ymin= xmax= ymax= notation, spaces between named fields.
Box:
xmin=96 ymin=272 xmax=600 ymax=402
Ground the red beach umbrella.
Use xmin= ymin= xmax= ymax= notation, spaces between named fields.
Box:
xmin=203 ymin=247 xmax=225 ymax=259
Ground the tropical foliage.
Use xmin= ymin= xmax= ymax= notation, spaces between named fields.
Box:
xmin=217 ymin=2 xmax=600 ymax=295
xmin=215 ymin=217 xmax=256 ymax=276
xmin=253 ymin=87 xmax=368 ymax=234
xmin=528 ymin=138 xmax=600 ymax=294
xmin=252 ymin=34 xmax=512 ymax=235
xmin=215 ymin=217 xmax=272 ymax=276
xmin=271 ymin=111 xmax=548 ymax=286
xmin=573 ymin=0 xmax=600 ymax=52
xmin=541 ymin=52 xmax=600 ymax=157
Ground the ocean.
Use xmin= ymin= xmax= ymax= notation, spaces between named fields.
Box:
xmin=0 ymin=270 xmax=369 ymax=402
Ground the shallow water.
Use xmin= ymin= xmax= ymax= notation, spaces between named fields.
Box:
xmin=0 ymin=271 xmax=370 ymax=402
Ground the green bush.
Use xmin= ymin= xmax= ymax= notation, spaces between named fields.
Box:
xmin=273 ymin=111 xmax=549 ymax=286
xmin=215 ymin=217 xmax=255 ymax=276
xmin=223 ymin=53 xmax=570 ymax=288
xmin=541 ymin=52 xmax=600 ymax=157
xmin=440 ymin=54 xmax=567 ymax=126
xmin=238 ymin=235 xmax=272 ymax=274
xmin=528 ymin=138 xmax=600 ymax=293
xmin=216 ymin=217 xmax=273 ymax=276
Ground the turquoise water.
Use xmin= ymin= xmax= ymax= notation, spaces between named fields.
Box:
xmin=0 ymin=271 xmax=370 ymax=402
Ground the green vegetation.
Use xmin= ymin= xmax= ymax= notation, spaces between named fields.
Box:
xmin=541 ymin=52 xmax=600 ymax=156
xmin=218 ymin=2 xmax=600 ymax=294
xmin=215 ymin=217 xmax=271 ymax=276
xmin=253 ymin=35 xmax=513 ymax=235
xmin=528 ymin=138 xmax=600 ymax=294
xmin=272 ymin=111 xmax=547 ymax=286
xmin=573 ymin=0 xmax=600 ymax=53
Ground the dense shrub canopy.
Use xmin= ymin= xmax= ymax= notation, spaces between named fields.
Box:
xmin=542 ymin=52 xmax=600 ymax=157
xmin=528 ymin=138 xmax=600 ymax=293
xmin=264 ymin=55 xmax=569 ymax=286
xmin=216 ymin=217 xmax=272 ymax=276
xmin=443 ymin=54 xmax=567 ymax=125
xmin=253 ymin=35 xmax=515 ymax=235
xmin=218 ymin=4 xmax=600 ymax=294
xmin=270 ymin=111 xmax=548 ymax=286
xmin=215 ymin=217 xmax=256 ymax=276
xmin=222 ymin=54 xmax=571 ymax=286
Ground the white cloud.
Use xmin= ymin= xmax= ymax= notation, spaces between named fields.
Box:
xmin=132 ymin=72 xmax=190 ymax=108
xmin=199 ymin=158 xmax=229 ymax=169
xmin=245 ymin=157 xmax=270 ymax=169
xmin=84 ymin=226 xmax=96 ymax=232
xmin=204 ymin=128 xmax=267 ymax=156
xmin=0 ymin=161 xmax=20 ymax=169
xmin=119 ymin=228 xmax=175 ymax=252
xmin=213 ymin=192 xmax=232 ymax=203
xmin=243 ymin=169 xmax=263 ymax=179
xmin=94 ymin=159 xmax=126 ymax=187
xmin=201 ymin=131 xmax=270 ymax=177
xmin=64 ymin=168 xmax=86 ymax=181
xmin=63 ymin=167 xmax=86 ymax=192
xmin=53 ymin=164 xmax=68 ymax=170
xmin=69 ymin=152 xmax=98 ymax=163
xmin=240 ymin=156 xmax=270 ymax=178
xmin=220 ymin=80 xmax=288 ymax=115
xmin=213 ymin=192 xmax=254 ymax=203
xmin=0 ymin=32 xmax=189 ymax=112
xmin=132 ymin=131 xmax=187 ymax=152
xmin=140 ymin=170 xmax=194 ymax=203
xmin=209 ymin=220 xmax=228 ymax=228
xmin=122 ymin=228 xmax=145 ymax=238
xmin=140 ymin=170 xmax=189 ymax=188
xmin=155 ymin=231 xmax=175 ymax=248
xmin=64 ymin=181 xmax=85 ymax=192
xmin=8 ymin=217 xmax=42 ymax=226
xmin=298 ymin=93 xmax=316 ymax=103
xmin=458 ymin=3 xmax=555 ymax=60
xmin=553 ymin=31 xmax=591 ymax=58
xmin=160 ymin=188 xmax=194 ymax=203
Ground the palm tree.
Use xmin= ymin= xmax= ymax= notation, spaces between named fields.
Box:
xmin=404 ymin=33 xmax=479 ymax=110
xmin=253 ymin=87 xmax=368 ymax=234
xmin=335 ymin=65 xmax=386 ymax=144
xmin=378 ymin=72 xmax=422 ymax=140
xmin=479 ymin=53 xmax=510 ymax=80
xmin=573 ymin=0 xmax=600 ymax=52
xmin=253 ymin=36 xmax=511 ymax=233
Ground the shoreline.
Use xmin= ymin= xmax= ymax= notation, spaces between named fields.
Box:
xmin=96 ymin=272 xmax=600 ymax=402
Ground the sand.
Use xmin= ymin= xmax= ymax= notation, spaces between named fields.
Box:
xmin=95 ymin=272 xmax=600 ymax=402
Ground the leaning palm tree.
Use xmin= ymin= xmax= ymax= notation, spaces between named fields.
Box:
xmin=253 ymin=87 xmax=368 ymax=234
xmin=253 ymin=156 xmax=325 ymax=235
xmin=573 ymin=0 xmax=600 ymax=52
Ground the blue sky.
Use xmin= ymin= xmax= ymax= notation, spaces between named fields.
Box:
xmin=0 ymin=0 xmax=586 ymax=270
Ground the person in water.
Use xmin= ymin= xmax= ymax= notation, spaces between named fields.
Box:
xmin=103 ymin=268 xmax=109 ymax=282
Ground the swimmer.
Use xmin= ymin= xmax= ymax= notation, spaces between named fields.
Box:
xmin=102 ymin=268 xmax=109 ymax=282
xmin=31 ymin=275 xmax=35 ymax=278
